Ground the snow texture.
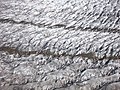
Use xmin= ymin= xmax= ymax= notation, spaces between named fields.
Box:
xmin=0 ymin=0 xmax=120 ymax=90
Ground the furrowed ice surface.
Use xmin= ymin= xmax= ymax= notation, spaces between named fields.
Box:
xmin=0 ymin=0 xmax=120 ymax=33
xmin=0 ymin=23 xmax=119 ymax=59
xmin=0 ymin=0 xmax=120 ymax=90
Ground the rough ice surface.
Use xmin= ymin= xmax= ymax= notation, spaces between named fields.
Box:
xmin=0 ymin=0 xmax=120 ymax=90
